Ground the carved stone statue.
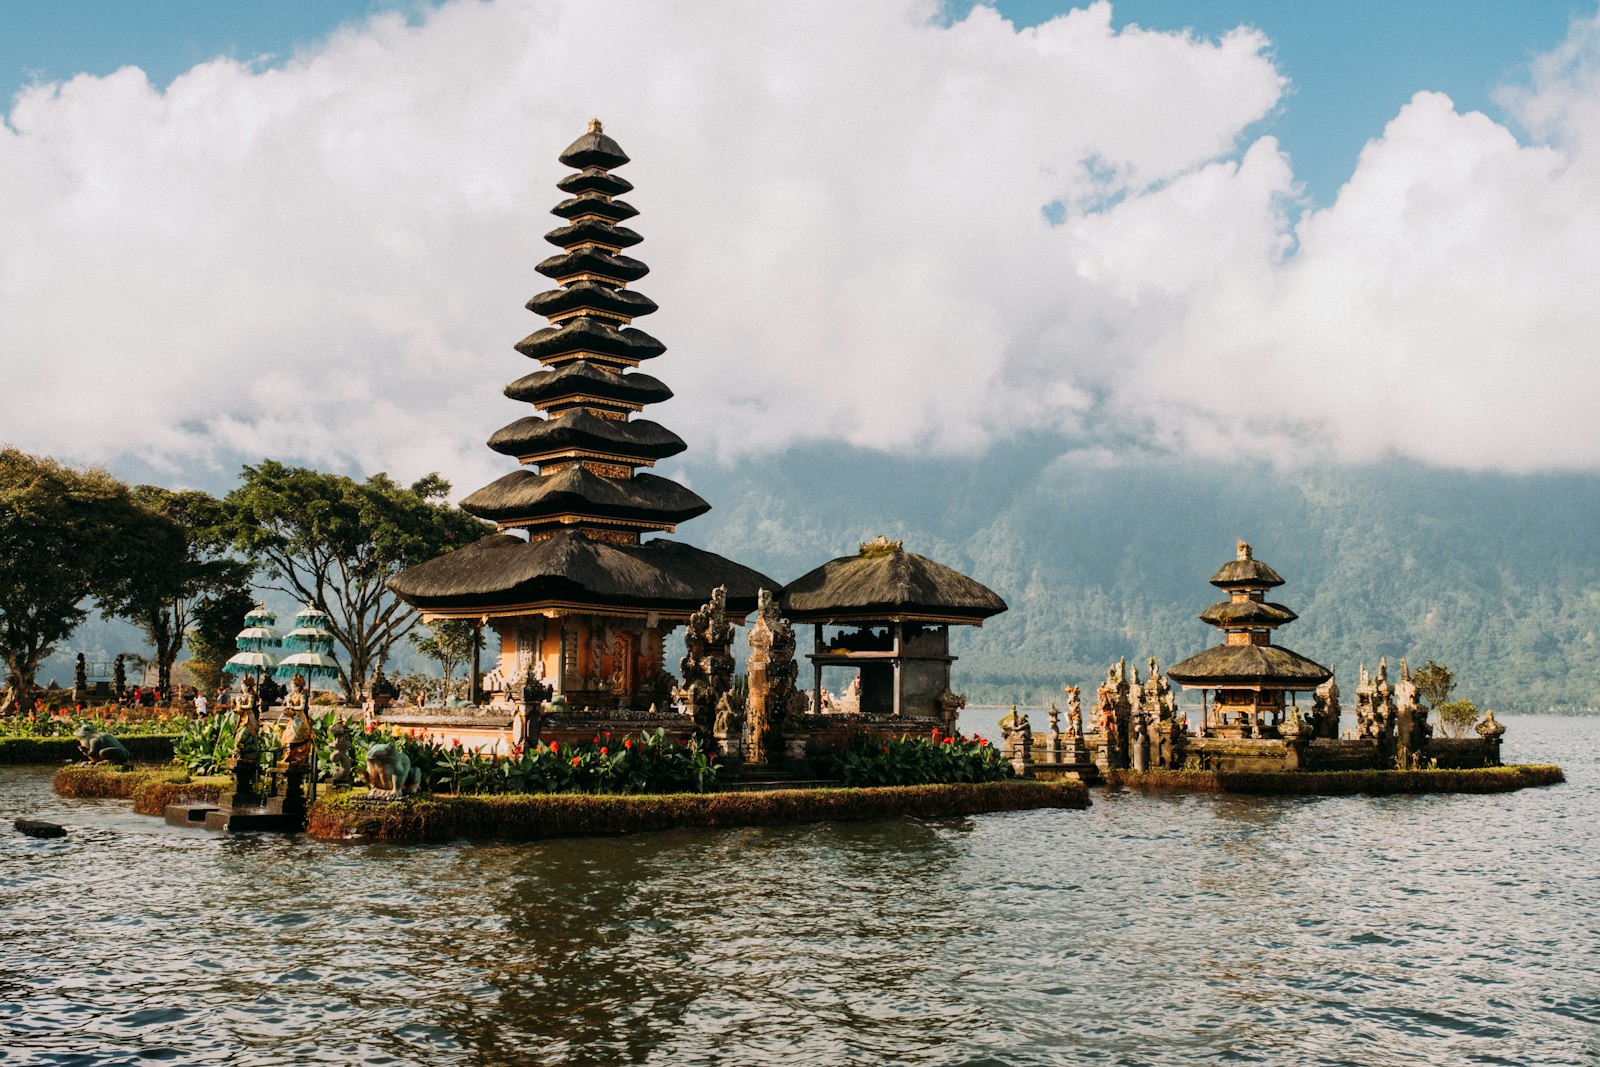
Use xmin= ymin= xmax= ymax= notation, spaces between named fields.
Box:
xmin=231 ymin=678 xmax=263 ymax=800
xmin=936 ymin=688 xmax=966 ymax=737
xmin=365 ymin=742 xmax=421 ymax=799
xmin=999 ymin=705 xmax=1032 ymax=764
xmin=1064 ymin=686 xmax=1083 ymax=737
xmin=281 ymin=676 xmax=315 ymax=768
xmin=73 ymin=724 xmax=129 ymax=765
xmin=72 ymin=653 xmax=88 ymax=706
xmin=679 ymin=586 xmax=735 ymax=739
xmin=1475 ymin=708 xmax=1506 ymax=766
xmin=744 ymin=589 xmax=779 ymax=764
xmin=328 ymin=719 xmax=354 ymax=786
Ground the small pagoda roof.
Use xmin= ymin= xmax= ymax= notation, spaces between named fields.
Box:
xmin=526 ymin=280 xmax=658 ymax=321
xmin=503 ymin=363 xmax=672 ymax=407
xmin=557 ymin=167 xmax=632 ymax=197
xmin=460 ymin=467 xmax=709 ymax=526
xmin=1210 ymin=541 xmax=1285 ymax=588
xmin=1198 ymin=600 xmax=1299 ymax=627
xmin=781 ymin=537 xmax=1007 ymax=624
xmin=486 ymin=411 xmax=686 ymax=462
xmin=388 ymin=531 xmax=777 ymax=617
xmin=515 ymin=318 xmax=665 ymax=363
xmin=558 ymin=121 xmax=630 ymax=170
xmin=536 ymin=248 xmax=649 ymax=284
xmin=551 ymin=194 xmax=638 ymax=224
xmin=1166 ymin=644 xmax=1332 ymax=689
xmin=545 ymin=218 xmax=643 ymax=250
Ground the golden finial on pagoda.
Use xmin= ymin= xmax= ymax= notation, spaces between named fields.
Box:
xmin=588 ymin=118 xmax=603 ymax=134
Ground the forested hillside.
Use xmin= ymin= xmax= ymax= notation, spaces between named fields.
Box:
xmin=680 ymin=442 xmax=1600 ymax=712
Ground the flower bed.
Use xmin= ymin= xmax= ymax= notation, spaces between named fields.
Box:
xmin=823 ymin=728 xmax=1011 ymax=786
xmin=52 ymin=765 xmax=230 ymax=814
xmin=1104 ymin=764 xmax=1565 ymax=795
xmin=308 ymin=780 xmax=1089 ymax=843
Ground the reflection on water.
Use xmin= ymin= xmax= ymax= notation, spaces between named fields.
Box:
xmin=2 ymin=716 xmax=1598 ymax=1066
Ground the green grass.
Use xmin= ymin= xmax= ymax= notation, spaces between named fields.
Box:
xmin=1104 ymin=764 xmax=1565 ymax=795
xmin=307 ymin=779 xmax=1090 ymax=843
xmin=52 ymin=764 xmax=230 ymax=814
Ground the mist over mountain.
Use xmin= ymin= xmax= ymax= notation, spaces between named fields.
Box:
xmin=41 ymin=439 xmax=1598 ymax=713
xmin=675 ymin=440 xmax=1600 ymax=712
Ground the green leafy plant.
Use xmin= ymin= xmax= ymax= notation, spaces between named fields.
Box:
xmin=825 ymin=727 xmax=1011 ymax=787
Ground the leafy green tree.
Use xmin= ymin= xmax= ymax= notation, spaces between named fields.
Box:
xmin=183 ymin=586 xmax=258 ymax=696
xmin=1413 ymin=660 xmax=1455 ymax=708
xmin=1436 ymin=699 xmax=1481 ymax=739
xmin=222 ymin=461 xmax=487 ymax=701
xmin=411 ymin=620 xmax=483 ymax=701
xmin=97 ymin=486 xmax=253 ymax=695
xmin=0 ymin=449 xmax=155 ymax=700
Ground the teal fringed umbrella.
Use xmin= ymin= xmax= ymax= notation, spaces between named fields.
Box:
xmin=275 ymin=604 xmax=342 ymax=690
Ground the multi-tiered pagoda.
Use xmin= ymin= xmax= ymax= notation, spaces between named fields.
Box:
xmin=1166 ymin=541 xmax=1331 ymax=738
xmin=391 ymin=121 xmax=775 ymax=711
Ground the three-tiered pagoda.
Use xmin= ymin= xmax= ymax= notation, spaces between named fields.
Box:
xmin=390 ymin=121 xmax=775 ymax=710
xmin=1166 ymin=541 xmax=1331 ymax=738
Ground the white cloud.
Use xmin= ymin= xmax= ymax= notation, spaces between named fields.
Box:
xmin=2 ymin=0 xmax=1596 ymax=491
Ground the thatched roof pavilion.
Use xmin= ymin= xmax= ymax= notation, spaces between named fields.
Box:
xmin=780 ymin=537 xmax=1006 ymax=720
xmin=389 ymin=121 xmax=774 ymax=709
xmin=1167 ymin=541 xmax=1331 ymax=738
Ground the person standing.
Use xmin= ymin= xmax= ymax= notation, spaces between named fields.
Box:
xmin=194 ymin=690 xmax=209 ymax=718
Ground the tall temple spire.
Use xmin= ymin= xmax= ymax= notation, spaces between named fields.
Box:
xmin=459 ymin=121 xmax=709 ymax=543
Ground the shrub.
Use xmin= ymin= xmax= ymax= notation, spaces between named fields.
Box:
xmin=824 ymin=728 xmax=1011 ymax=787
xmin=1435 ymin=700 xmax=1481 ymax=739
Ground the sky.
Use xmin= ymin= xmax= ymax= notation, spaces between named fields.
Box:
xmin=2 ymin=0 xmax=1599 ymax=496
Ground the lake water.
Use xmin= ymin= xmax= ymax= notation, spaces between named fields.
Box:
xmin=2 ymin=715 xmax=1597 ymax=1066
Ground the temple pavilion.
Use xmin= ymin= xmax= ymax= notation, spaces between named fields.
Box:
xmin=1166 ymin=541 xmax=1331 ymax=738
xmin=390 ymin=121 xmax=775 ymax=710
xmin=781 ymin=537 xmax=1007 ymax=721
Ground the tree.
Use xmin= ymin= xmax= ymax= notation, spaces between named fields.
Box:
xmin=1436 ymin=699 xmax=1481 ymax=739
xmin=222 ymin=461 xmax=487 ymax=701
xmin=1413 ymin=660 xmax=1455 ymax=708
xmin=411 ymin=620 xmax=483 ymax=701
xmin=97 ymin=486 xmax=253 ymax=695
xmin=183 ymin=586 xmax=258 ymax=696
xmin=0 ymin=449 xmax=154 ymax=699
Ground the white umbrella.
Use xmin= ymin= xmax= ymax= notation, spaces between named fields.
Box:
xmin=274 ymin=650 xmax=342 ymax=688
xmin=224 ymin=650 xmax=279 ymax=675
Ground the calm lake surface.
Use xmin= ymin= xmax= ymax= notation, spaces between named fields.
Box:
xmin=2 ymin=715 xmax=1597 ymax=1066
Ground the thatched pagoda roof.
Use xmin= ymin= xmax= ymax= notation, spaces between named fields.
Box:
xmin=551 ymin=194 xmax=638 ymax=224
xmin=460 ymin=467 xmax=709 ymax=527
xmin=1210 ymin=541 xmax=1285 ymax=588
xmin=537 ymin=247 xmax=649 ymax=285
xmin=557 ymin=167 xmax=632 ymax=197
xmin=486 ymin=411 xmax=686 ymax=462
xmin=515 ymin=318 xmax=664 ymax=364
xmin=781 ymin=537 xmax=1007 ymax=624
xmin=558 ymin=121 xmax=630 ymax=170
xmin=503 ymin=363 xmax=671 ymax=407
xmin=1166 ymin=644 xmax=1331 ymax=690
xmin=526 ymin=281 xmax=658 ymax=321
xmin=1197 ymin=600 xmax=1298 ymax=627
xmin=545 ymin=218 xmax=643 ymax=250
xmin=389 ymin=532 xmax=776 ymax=618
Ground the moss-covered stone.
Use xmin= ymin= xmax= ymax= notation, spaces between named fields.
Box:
xmin=52 ymin=764 xmax=229 ymax=813
xmin=307 ymin=780 xmax=1090 ymax=843
xmin=1104 ymin=764 xmax=1564 ymax=795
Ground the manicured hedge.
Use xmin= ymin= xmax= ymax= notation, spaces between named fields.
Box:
xmin=307 ymin=779 xmax=1090 ymax=843
xmin=1105 ymin=764 xmax=1565 ymax=796
xmin=52 ymin=765 xmax=229 ymax=814
xmin=1 ymin=735 xmax=178 ymax=764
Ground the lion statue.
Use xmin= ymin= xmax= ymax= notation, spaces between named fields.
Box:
xmin=364 ymin=742 xmax=421 ymax=799
xmin=74 ymin=724 xmax=130 ymax=766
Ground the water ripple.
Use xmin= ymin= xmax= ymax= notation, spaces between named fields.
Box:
xmin=1 ymin=716 xmax=1597 ymax=1065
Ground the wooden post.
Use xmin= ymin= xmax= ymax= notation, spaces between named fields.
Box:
xmin=469 ymin=620 xmax=483 ymax=705
xmin=891 ymin=620 xmax=902 ymax=717
xmin=813 ymin=623 xmax=824 ymax=716
xmin=556 ymin=620 xmax=568 ymax=698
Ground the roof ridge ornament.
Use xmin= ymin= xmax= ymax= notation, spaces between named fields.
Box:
xmin=1236 ymin=540 xmax=1252 ymax=561
xmin=859 ymin=535 xmax=902 ymax=559
xmin=588 ymin=117 xmax=603 ymax=134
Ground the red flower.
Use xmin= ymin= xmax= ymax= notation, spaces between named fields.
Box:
xmin=600 ymin=746 xmax=609 ymax=755
xmin=451 ymin=738 xmax=461 ymax=748
xmin=931 ymin=727 xmax=940 ymax=738
xmin=624 ymin=739 xmax=633 ymax=750
xmin=570 ymin=755 xmax=580 ymax=766
xmin=605 ymin=731 xmax=612 ymax=740
xmin=942 ymin=736 xmax=953 ymax=745
xmin=550 ymin=741 xmax=559 ymax=753
xmin=978 ymin=737 xmax=989 ymax=747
